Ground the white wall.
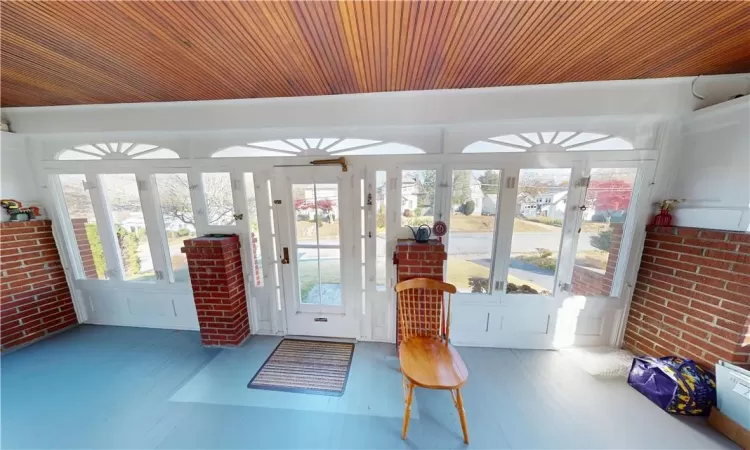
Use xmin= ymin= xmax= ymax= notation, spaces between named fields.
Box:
xmin=670 ymin=96 xmax=750 ymax=231
xmin=0 ymin=132 xmax=44 ymax=222
xmin=2 ymin=74 xmax=749 ymax=135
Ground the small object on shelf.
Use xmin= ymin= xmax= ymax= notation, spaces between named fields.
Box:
xmin=653 ymin=209 xmax=673 ymax=226
xmin=433 ymin=220 xmax=447 ymax=237
xmin=652 ymin=199 xmax=682 ymax=226
xmin=433 ymin=220 xmax=447 ymax=244
xmin=1 ymin=199 xmax=40 ymax=221
xmin=407 ymin=224 xmax=432 ymax=243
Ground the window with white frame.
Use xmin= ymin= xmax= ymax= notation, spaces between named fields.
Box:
xmin=202 ymin=173 xmax=236 ymax=226
xmin=507 ymin=168 xmax=572 ymax=295
xmin=99 ymin=174 xmax=157 ymax=281
xmin=57 ymin=143 xmax=179 ymax=160
xmin=375 ymin=171 xmax=387 ymax=291
xmin=58 ymin=174 xmax=106 ymax=280
xmin=154 ymin=173 xmax=197 ymax=283
xmin=212 ymin=138 xmax=424 ymax=157
xmin=446 ymin=169 xmax=501 ymax=293
xmin=571 ymin=167 xmax=639 ymax=297
xmin=401 ymin=170 xmax=437 ymax=226
xmin=244 ymin=173 xmax=264 ymax=287
xmin=463 ymin=132 xmax=633 ymax=153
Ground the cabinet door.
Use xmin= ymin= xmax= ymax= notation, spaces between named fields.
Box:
xmin=450 ymin=306 xmax=492 ymax=346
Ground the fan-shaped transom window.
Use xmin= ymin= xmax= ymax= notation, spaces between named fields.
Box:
xmin=211 ymin=138 xmax=424 ymax=157
xmin=462 ymin=132 xmax=633 ymax=153
xmin=57 ymin=143 xmax=180 ymax=160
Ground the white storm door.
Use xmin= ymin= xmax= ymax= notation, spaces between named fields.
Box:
xmin=272 ymin=166 xmax=359 ymax=338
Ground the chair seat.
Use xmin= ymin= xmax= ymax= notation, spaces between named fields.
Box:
xmin=399 ymin=336 xmax=469 ymax=389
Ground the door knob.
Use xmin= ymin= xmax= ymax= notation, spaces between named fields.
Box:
xmin=281 ymin=247 xmax=290 ymax=264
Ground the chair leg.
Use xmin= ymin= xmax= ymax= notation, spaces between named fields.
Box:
xmin=402 ymin=381 xmax=415 ymax=440
xmin=454 ymin=388 xmax=469 ymax=444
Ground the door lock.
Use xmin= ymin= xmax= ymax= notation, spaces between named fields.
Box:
xmin=281 ymin=247 xmax=290 ymax=264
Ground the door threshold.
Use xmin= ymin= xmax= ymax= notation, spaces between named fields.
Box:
xmin=284 ymin=335 xmax=358 ymax=344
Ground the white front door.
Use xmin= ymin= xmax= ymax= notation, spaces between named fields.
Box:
xmin=272 ymin=166 xmax=359 ymax=338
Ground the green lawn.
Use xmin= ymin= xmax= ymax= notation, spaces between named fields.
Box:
xmin=575 ymin=250 xmax=609 ymax=270
xmin=297 ymin=258 xmax=341 ymax=302
xmin=446 ymin=257 xmax=546 ymax=293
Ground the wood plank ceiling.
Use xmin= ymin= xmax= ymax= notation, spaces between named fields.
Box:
xmin=2 ymin=1 xmax=749 ymax=107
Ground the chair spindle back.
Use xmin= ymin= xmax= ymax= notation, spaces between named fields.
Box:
xmin=395 ymin=278 xmax=457 ymax=343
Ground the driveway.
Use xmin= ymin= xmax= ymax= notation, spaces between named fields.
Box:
xmin=445 ymin=231 xmax=596 ymax=255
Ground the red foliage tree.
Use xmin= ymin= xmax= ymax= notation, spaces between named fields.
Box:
xmin=316 ymin=199 xmax=335 ymax=212
xmin=587 ymin=180 xmax=632 ymax=212
xmin=294 ymin=199 xmax=310 ymax=210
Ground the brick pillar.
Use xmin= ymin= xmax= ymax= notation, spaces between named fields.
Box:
xmin=1 ymin=220 xmax=78 ymax=351
xmin=181 ymin=235 xmax=250 ymax=347
xmin=394 ymin=239 xmax=447 ymax=345
xmin=70 ymin=218 xmax=98 ymax=278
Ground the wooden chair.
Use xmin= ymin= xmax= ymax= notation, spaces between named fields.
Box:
xmin=395 ymin=277 xmax=469 ymax=444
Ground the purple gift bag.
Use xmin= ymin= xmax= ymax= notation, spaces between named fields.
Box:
xmin=627 ymin=356 xmax=716 ymax=415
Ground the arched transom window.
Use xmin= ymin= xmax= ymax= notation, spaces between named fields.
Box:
xmin=463 ymin=132 xmax=634 ymax=153
xmin=57 ymin=143 xmax=180 ymax=160
xmin=212 ymin=138 xmax=424 ymax=157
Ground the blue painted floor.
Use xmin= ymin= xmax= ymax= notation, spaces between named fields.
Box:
xmin=1 ymin=325 xmax=736 ymax=449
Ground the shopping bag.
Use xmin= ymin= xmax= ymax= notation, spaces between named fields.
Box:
xmin=627 ymin=355 xmax=716 ymax=415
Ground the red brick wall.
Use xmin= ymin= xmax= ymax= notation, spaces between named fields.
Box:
xmin=571 ymin=224 xmax=623 ymax=296
xmin=181 ymin=235 xmax=250 ymax=347
xmin=623 ymin=226 xmax=750 ymax=370
xmin=395 ymin=239 xmax=447 ymax=345
xmin=396 ymin=240 xmax=446 ymax=282
xmin=0 ymin=220 xmax=78 ymax=351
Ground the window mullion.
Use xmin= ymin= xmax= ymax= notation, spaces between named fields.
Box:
xmin=87 ymin=173 xmax=124 ymax=280
xmin=188 ymin=170 xmax=209 ymax=236
xmin=556 ymin=163 xmax=588 ymax=295
xmin=493 ymin=167 xmax=519 ymax=297
xmin=136 ymin=173 xmax=169 ymax=283
xmin=49 ymin=174 xmax=85 ymax=279
xmin=610 ymin=166 xmax=647 ymax=297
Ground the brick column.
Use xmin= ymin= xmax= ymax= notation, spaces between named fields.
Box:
xmin=181 ymin=235 xmax=250 ymax=347
xmin=394 ymin=239 xmax=447 ymax=345
xmin=1 ymin=220 xmax=78 ymax=351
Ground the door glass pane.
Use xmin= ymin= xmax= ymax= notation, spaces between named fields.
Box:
xmin=447 ymin=169 xmax=501 ymax=293
xmin=59 ymin=174 xmax=105 ymax=279
xmin=244 ymin=173 xmax=264 ymax=287
xmin=508 ymin=168 xmax=572 ymax=295
xmin=100 ymin=174 xmax=156 ymax=281
xmin=298 ymin=248 xmax=320 ymax=304
xmin=572 ymin=168 xmax=638 ymax=297
xmin=320 ymin=248 xmax=342 ymax=305
xmin=297 ymin=248 xmax=342 ymax=306
xmin=401 ymin=170 xmax=436 ymax=226
xmin=203 ymin=172 xmax=235 ymax=226
xmin=154 ymin=174 xmax=197 ymax=283
xmin=375 ymin=171 xmax=387 ymax=291
xmin=293 ymin=183 xmax=340 ymax=245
